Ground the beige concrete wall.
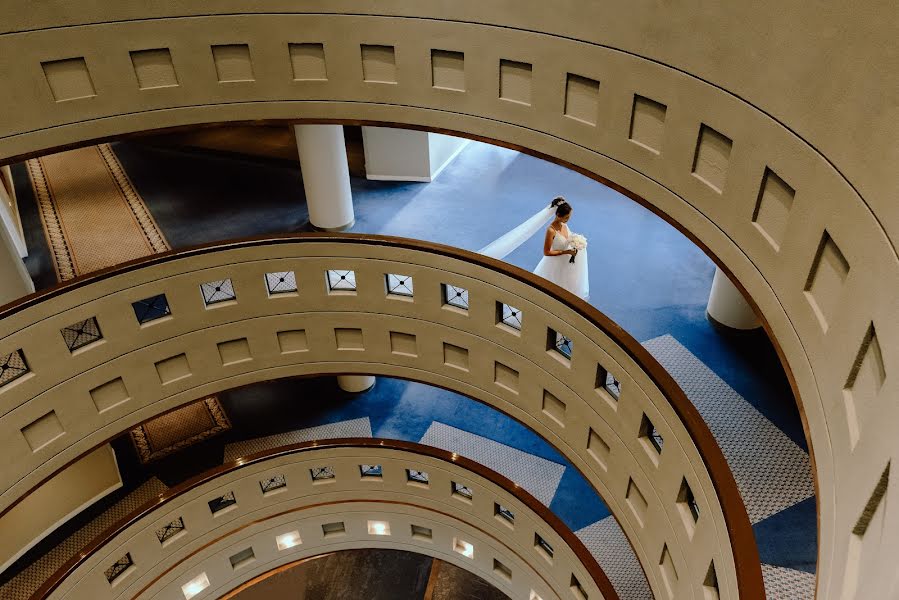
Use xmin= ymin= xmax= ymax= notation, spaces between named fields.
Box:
xmin=0 ymin=6 xmax=893 ymax=598
xmin=0 ymin=444 xmax=121 ymax=572
xmin=0 ymin=239 xmax=751 ymax=599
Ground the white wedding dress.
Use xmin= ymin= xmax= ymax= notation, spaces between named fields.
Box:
xmin=478 ymin=203 xmax=589 ymax=300
xmin=533 ymin=229 xmax=590 ymax=300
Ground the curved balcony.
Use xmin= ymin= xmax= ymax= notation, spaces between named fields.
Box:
xmin=1 ymin=9 xmax=898 ymax=596
xmin=0 ymin=234 xmax=760 ymax=599
xmin=34 ymin=439 xmax=616 ymax=600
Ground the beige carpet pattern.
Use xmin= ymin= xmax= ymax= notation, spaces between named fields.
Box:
xmin=26 ymin=143 xmax=169 ymax=280
xmin=130 ymin=397 xmax=232 ymax=464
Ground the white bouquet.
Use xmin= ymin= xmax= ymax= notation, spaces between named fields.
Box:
xmin=568 ymin=233 xmax=587 ymax=263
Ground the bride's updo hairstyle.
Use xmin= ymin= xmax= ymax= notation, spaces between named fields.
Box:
xmin=551 ymin=196 xmax=572 ymax=217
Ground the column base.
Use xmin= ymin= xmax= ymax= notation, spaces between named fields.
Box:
xmin=337 ymin=375 xmax=375 ymax=393
xmin=706 ymin=267 xmax=761 ymax=330
xmin=706 ymin=311 xmax=762 ymax=335
xmin=311 ymin=219 xmax=355 ymax=233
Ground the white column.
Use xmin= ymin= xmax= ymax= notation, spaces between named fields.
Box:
xmin=293 ymin=125 xmax=355 ymax=231
xmin=337 ymin=375 xmax=376 ymax=393
xmin=706 ymin=266 xmax=761 ymax=330
xmin=0 ymin=211 xmax=33 ymax=306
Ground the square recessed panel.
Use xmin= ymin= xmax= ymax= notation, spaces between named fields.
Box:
xmin=407 ymin=469 xmax=429 ymax=485
xmin=181 ymin=572 xmax=210 ymax=600
xmin=155 ymin=353 xmax=191 ymax=384
xmin=547 ymin=329 xmax=572 ymax=361
xmin=442 ymin=284 xmax=469 ymax=310
xmin=411 ymin=524 xmax=432 ymax=539
xmin=495 ymin=503 xmax=515 ymax=525
xmin=844 ymin=323 xmax=886 ymax=447
xmin=452 ymin=481 xmax=473 ymax=500
xmin=218 ymin=338 xmax=251 ymax=366
xmin=752 ymin=167 xmax=795 ymax=251
xmin=276 ymin=530 xmax=302 ymax=550
xmin=42 ymin=57 xmax=96 ymax=101
xmin=289 ymin=43 xmax=327 ymax=80
xmin=596 ymin=366 xmax=621 ymax=403
xmin=21 ymin=410 xmax=65 ymax=452
xmin=90 ymin=377 xmax=130 ymax=413
xmin=367 ymin=520 xmax=390 ymax=535
xmin=431 ymin=49 xmax=465 ymax=91
xmin=494 ymin=362 xmax=519 ymax=393
xmin=322 ymin=521 xmax=346 ymax=537
xmin=587 ymin=428 xmax=610 ymax=470
xmin=208 ymin=491 xmax=237 ymax=514
xmin=570 ymin=575 xmax=588 ymax=600
xmin=0 ymin=349 xmax=30 ymax=387
xmin=804 ymin=231 xmax=849 ymax=331
xmin=626 ymin=478 xmax=648 ymax=526
xmin=692 ymin=124 xmax=733 ymax=193
xmin=156 ymin=517 xmax=185 ymax=545
xmin=201 ymin=279 xmax=236 ymax=306
xmin=335 ymin=328 xmax=364 ymax=350
xmin=386 ymin=273 xmax=414 ymax=297
xmin=212 ymin=44 xmax=255 ymax=82
xmin=265 ymin=271 xmax=298 ymax=295
xmin=229 ymin=546 xmax=256 ymax=569
xmin=327 ymin=270 xmax=357 ymax=292
xmin=104 ymin=553 xmax=134 ymax=585
xmin=443 ymin=343 xmax=469 ymax=371
xmin=564 ymin=73 xmax=600 ymax=125
xmin=493 ymin=558 xmax=512 ymax=580
xmin=640 ymin=414 xmax=664 ymax=456
xmin=130 ymin=48 xmax=179 ymax=89
xmin=629 ymin=94 xmax=667 ymax=154
xmin=311 ymin=466 xmax=336 ymax=481
xmin=541 ymin=390 xmax=566 ymax=426
xmin=453 ymin=538 xmax=474 ymax=558
xmin=499 ymin=59 xmax=532 ymax=105
xmin=361 ymin=45 xmax=397 ymax=83
xmin=132 ymin=294 xmax=171 ymax=324
xmin=260 ymin=474 xmax=287 ymax=494
xmin=704 ymin=563 xmax=720 ymax=598
xmin=61 ymin=317 xmax=102 ymax=352
xmin=677 ymin=478 xmax=700 ymax=533
xmin=390 ymin=331 xmax=418 ymax=357
xmin=497 ymin=302 xmax=523 ymax=331
xmin=278 ymin=329 xmax=308 ymax=353
xmin=659 ymin=544 xmax=679 ymax=599
xmin=534 ymin=533 xmax=554 ymax=559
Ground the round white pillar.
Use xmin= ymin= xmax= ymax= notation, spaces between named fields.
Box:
xmin=0 ymin=216 xmax=33 ymax=306
xmin=337 ymin=375 xmax=376 ymax=393
xmin=293 ymin=124 xmax=355 ymax=231
xmin=706 ymin=267 xmax=761 ymax=330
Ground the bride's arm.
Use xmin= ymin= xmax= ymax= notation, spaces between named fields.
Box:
xmin=543 ymin=228 xmax=575 ymax=256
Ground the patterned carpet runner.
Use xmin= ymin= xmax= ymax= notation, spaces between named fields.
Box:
xmin=26 ymin=143 xmax=169 ymax=280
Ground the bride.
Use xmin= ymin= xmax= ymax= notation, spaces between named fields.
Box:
xmin=478 ymin=196 xmax=589 ymax=300
xmin=533 ymin=197 xmax=589 ymax=300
